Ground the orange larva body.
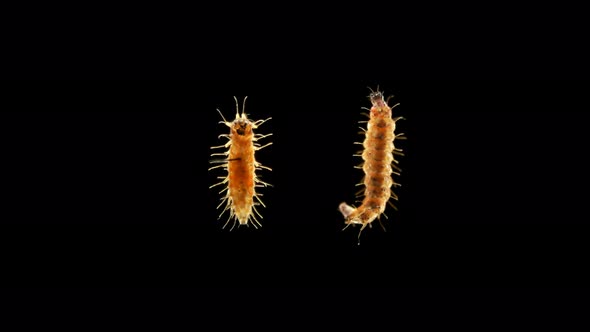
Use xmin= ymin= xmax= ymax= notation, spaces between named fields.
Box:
xmin=339 ymin=89 xmax=404 ymax=242
xmin=227 ymin=132 xmax=256 ymax=224
xmin=209 ymin=97 xmax=272 ymax=230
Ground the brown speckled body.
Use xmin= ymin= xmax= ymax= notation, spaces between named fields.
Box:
xmin=339 ymin=90 xmax=403 ymax=242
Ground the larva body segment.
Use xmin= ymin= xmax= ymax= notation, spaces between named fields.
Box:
xmin=340 ymin=89 xmax=404 ymax=243
xmin=209 ymin=97 xmax=272 ymax=230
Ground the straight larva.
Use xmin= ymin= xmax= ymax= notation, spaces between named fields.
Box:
xmin=208 ymin=97 xmax=272 ymax=230
xmin=339 ymin=88 xmax=404 ymax=244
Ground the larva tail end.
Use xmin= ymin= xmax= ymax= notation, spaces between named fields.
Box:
xmin=339 ymin=202 xmax=356 ymax=219
xmin=339 ymin=202 xmax=366 ymax=225
xmin=236 ymin=214 xmax=250 ymax=226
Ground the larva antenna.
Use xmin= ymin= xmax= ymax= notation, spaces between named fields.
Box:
xmin=241 ymin=96 xmax=248 ymax=119
xmin=233 ymin=96 xmax=240 ymax=120
xmin=367 ymin=85 xmax=380 ymax=95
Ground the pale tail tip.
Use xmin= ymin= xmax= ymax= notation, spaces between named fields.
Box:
xmin=339 ymin=202 xmax=356 ymax=219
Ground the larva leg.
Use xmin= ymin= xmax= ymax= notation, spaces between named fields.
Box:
xmin=250 ymin=214 xmax=262 ymax=228
xmin=209 ymin=178 xmax=228 ymax=189
xmin=207 ymin=164 xmax=227 ymax=171
xmin=256 ymin=164 xmax=272 ymax=172
xmin=252 ymin=204 xmax=264 ymax=219
xmin=255 ymin=178 xmax=273 ymax=187
xmin=253 ymin=117 xmax=272 ymax=128
xmin=254 ymin=194 xmax=266 ymax=208
xmin=357 ymin=223 xmax=369 ymax=245
xmin=377 ymin=216 xmax=387 ymax=232
xmin=210 ymin=142 xmax=231 ymax=149
xmin=255 ymin=142 xmax=273 ymax=150
xmin=254 ymin=133 xmax=273 ymax=140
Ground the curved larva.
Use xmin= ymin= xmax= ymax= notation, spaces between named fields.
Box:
xmin=208 ymin=96 xmax=272 ymax=230
xmin=339 ymin=88 xmax=404 ymax=244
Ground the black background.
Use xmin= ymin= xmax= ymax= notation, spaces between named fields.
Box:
xmin=1 ymin=80 xmax=589 ymax=289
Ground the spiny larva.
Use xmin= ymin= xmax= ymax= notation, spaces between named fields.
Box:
xmin=208 ymin=96 xmax=272 ymax=230
xmin=339 ymin=87 xmax=405 ymax=244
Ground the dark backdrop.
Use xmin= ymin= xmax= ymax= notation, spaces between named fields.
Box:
xmin=1 ymin=80 xmax=588 ymax=288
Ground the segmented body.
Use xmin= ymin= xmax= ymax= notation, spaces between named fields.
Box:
xmin=339 ymin=89 xmax=404 ymax=243
xmin=209 ymin=97 xmax=272 ymax=230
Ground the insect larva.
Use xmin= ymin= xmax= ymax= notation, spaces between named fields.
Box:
xmin=339 ymin=88 xmax=404 ymax=244
xmin=208 ymin=96 xmax=272 ymax=230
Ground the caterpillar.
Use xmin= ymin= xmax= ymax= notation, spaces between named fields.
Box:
xmin=208 ymin=96 xmax=272 ymax=230
xmin=339 ymin=88 xmax=405 ymax=244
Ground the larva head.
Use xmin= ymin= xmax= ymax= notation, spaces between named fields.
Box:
xmin=369 ymin=90 xmax=384 ymax=103
xmin=231 ymin=116 xmax=253 ymax=137
xmin=234 ymin=96 xmax=253 ymax=137
xmin=369 ymin=90 xmax=388 ymax=111
xmin=220 ymin=96 xmax=254 ymax=137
